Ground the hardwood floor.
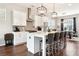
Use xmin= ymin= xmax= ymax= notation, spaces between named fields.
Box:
xmin=65 ymin=40 xmax=79 ymax=56
xmin=0 ymin=39 xmax=79 ymax=56
xmin=0 ymin=43 xmax=28 ymax=56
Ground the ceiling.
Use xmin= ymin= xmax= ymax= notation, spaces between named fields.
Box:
xmin=0 ymin=3 xmax=79 ymax=16
xmin=17 ymin=3 xmax=79 ymax=16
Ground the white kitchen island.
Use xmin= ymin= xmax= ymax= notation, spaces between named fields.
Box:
xmin=27 ymin=31 xmax=57 ymax=56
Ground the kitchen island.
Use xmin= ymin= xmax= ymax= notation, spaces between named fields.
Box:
xmin=27 ymin=31 xmax=57 ymax=56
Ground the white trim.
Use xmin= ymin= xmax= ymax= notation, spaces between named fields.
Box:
xmin=0 ymin=44 xmax=5 ymax=46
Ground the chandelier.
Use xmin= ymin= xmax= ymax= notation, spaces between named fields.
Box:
xmin=37 ymin=4 xmax=47 ymax=17
xmin=51 ymin=3 xmax=58 ymax=18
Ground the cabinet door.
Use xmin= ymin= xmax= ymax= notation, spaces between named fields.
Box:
xmin=27 ymin=33 xmax=34 ymax=53
xmin=0 ymin=9 xmax=5 ymax=24
xmin=14 ymin=32 xmax=21 ymax=45
xmin=0 ymin=9 xmax=12 ymax=46
xmin=14 ymin=32 xmax=27 ymax=45
xmin=13 ymin=10 xmax=26 ymax=26
xmin=19 ymin=32 xmax=27 ymax=43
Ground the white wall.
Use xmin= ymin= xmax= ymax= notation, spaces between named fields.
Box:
xmin=0 ymin=4 xmax=26 ymax=12
xmin=34 ymin=15 xmax=56 ymax=28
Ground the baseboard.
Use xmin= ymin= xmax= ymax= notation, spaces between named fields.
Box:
xmin=0 ymin=44 xmax=5 ymax=46
xmin=14 ymin=42 xmax=27 ymax=47
xmin=34 ymin=52 xmax=42 ymax=56
xmin=27 ymin=51 xmax=34 ymax=56
xmin=0 ymin=42 xmax=27 ymax=47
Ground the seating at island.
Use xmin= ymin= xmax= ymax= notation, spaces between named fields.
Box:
xmin=27 ymin=31 xmax=67 ymax=56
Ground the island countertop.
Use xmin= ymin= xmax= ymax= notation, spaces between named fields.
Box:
xmin=28 ymin=31 xmax=58 ymax=36
xmin=26 ymin=31 xmax=58 ymax=55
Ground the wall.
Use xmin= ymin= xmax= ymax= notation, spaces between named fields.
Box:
xmin=34 ymin=15 xmax=56 ymax=28
xmin=0 ymin=4 xmax=26 ymax=12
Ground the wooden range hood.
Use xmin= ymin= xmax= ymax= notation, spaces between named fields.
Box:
xmin=25 ymin=8 xmax=37 ymax=32
xmin=27 ymin=8 xmax=33 ymax=22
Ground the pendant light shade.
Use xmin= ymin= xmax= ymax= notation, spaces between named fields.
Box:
xmin=51 ymin=11 xmax=57 ymax=17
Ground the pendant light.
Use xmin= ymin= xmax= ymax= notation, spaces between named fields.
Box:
xmin=37 ymin=4 xmax=47 ymax=17
xmin=51 ymin=3 xmax=57 ymax=18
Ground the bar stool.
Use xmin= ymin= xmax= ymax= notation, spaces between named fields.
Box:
xmin=4 ymin=33 xmax=14 ymax=46
xmin=64 ymin=31 xmax=67 ymax=49
xmin=57 ymin=32 xmax=65 ymax=55
xmin=59 ymin=32 xmax=64 ymax=49
xmin=53 ymin=32 xmax=60 ymax=56
xmin=46 ymin=33 xmax=54 ymax=56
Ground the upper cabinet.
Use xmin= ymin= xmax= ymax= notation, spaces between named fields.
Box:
xmin=12 ymin=10 xmax=27 ymax=26
xmin=0 ymin=8 xmax=13 ymax=40
xmin=0 ymin=9 xmax=5 ymax=22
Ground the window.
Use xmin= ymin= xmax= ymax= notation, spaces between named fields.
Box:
xmin=48 ymin=19 xmax=55 ymax=29
xmin=63 ymin=18 xmax=73 ymax=31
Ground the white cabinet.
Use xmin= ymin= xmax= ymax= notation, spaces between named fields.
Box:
xmin=13 ymin=10 xmax=26 ymax=26
xmin=13 ymin=32 xmax=27 ymax=45
xmin=0 ymin=9 xmax=13 ymax=46
xmin=0 ymin=9 xmax=5 ymax=21
xmin=27 ymin=33 xmax=41 ymax=54
xmin=27 ymin=33 xmax=35 ymax=53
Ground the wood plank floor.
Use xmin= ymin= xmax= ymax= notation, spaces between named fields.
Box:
xmin=65 ymin=40 xmax=79 ymax=56
xmin=0 ymin=40 xmax=79 ymax=56
xmin=0 ymin=43 xmax=28 ymax=56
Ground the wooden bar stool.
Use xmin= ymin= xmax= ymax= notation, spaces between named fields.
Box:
xmin=4 ymin=33 xmax=14 ymax=46
xmin=59 ymin=32 xmax=64 ymax=49
xmin=58 ymin=32 xmax=64 ymax=55
xmin=53 ymin=32 xmax=60 ymax=56
xmin=64 ymin=31 xmax=67 ymax=49
xmin=46 ymin=33 xmax=54 ymax=56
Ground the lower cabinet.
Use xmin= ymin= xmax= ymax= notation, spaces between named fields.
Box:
xmin=13 ymin=32 xmax=27 ymax=45
xmin=27 ymin=33 xmax=35 ymax=54
xmin=27 ymin=33 xmax=41 ymax=54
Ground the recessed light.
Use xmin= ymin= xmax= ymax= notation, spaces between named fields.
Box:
xmin=68 ymin=4 xmax=72 ymax=6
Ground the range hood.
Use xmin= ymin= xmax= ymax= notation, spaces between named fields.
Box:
xmin=27 ymin=8 xmax=33 ymax=22
xmin=25 ymin=8 xmax=37 ymax=32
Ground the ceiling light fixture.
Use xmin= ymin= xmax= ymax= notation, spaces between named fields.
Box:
xmin=37 ymin=4 xmax=47 ymax=17
xmin=51 ymin=3 xmax=58 ymax=18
